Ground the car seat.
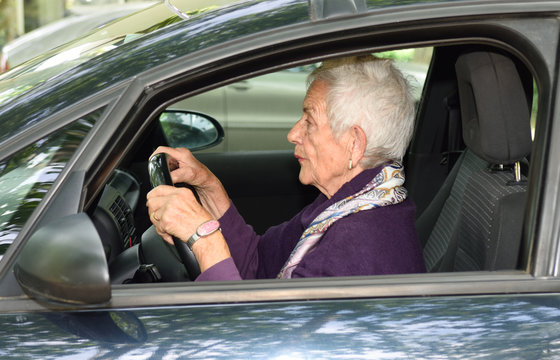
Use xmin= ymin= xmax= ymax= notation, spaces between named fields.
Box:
xmin=417 ymin=50 xmax=533 ymax=272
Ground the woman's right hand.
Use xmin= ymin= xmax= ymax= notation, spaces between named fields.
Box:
xmin=150 ymin=146 xmax=231 ymax=219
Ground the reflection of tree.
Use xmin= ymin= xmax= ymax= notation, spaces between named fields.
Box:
xmin=0 ymin=0 xmax=18 ymax=47
xmin=2 ymin=295 xmax=560 ymax=358
xmin=0 ymin=110 xmax=101 ymax=255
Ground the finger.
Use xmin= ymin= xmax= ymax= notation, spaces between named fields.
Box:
xmin=154 ymin=226 xmax=174 ymax=245
xmin=146 ymin=187 xmax=175 ymax=220
xmin=170 ymin=165 xmax=199 ymax=185
xmin=161 ymin=234 xmax=174 ymax=245
xmin=150 ymin=148 xmax=203 ymax=185
xmin=150 ymin=146 xmax=175 ymax=159
xmin=151 ymin=147 xmax=192 ymax=165
xmin=147 ymin=188 xmax=200 ymax=231
xmin=172 ymin=162 xmax=215 ymax=189
xmin=146 ymin=184 xmax=176 ymax=201
xmin=150 ymin=147 xmax=185 ymax=173
xmin=149 ymin=210 xmax=160 ymax=222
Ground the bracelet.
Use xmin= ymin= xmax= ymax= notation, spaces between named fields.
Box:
xmin=186 ymin=219 xmax=221 ymax=250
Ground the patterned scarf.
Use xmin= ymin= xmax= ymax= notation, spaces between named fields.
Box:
xmin=277 ymin=161 xmax=407 ymax=279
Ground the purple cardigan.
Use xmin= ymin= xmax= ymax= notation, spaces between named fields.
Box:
xmin=197 ymin=166 xmax=426 ymax=281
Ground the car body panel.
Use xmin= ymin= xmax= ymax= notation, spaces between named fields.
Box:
xmin=175 ymin=68 xmax=308 ymax=152
xmin=2 ymin=293 xmax=560 ymax=358
xmin=178 ymin=60 xmax=429 ymax=153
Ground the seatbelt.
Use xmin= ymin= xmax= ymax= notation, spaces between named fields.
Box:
xmin=441 ymin=89 xmax=464 ymax=172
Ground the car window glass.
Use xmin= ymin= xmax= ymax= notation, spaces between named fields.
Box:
xmin=0 ymin=109 xmax=102 ymax=259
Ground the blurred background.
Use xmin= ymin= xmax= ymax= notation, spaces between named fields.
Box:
xmin=0 ymin=0 xmax=154 ymax=71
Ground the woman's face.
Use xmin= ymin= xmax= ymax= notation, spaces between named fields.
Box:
xmin=287 ymin=80 xmax=353 ymax=198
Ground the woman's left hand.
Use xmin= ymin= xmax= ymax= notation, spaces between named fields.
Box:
xmin=146 ymin=185 xmax=232 ymax=273
xmin=146 ymin=185 xmax=208 ymax=244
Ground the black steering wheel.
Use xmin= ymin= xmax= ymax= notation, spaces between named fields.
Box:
xmin=148 ymin=153 xmax=201 ymax=281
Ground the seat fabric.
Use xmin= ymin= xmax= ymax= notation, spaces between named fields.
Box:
xmin=419 ymin=50 xmax=531 ymax=272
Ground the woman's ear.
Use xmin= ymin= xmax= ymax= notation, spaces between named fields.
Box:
xmin=350 ymin=125 xmax=367 ymax=164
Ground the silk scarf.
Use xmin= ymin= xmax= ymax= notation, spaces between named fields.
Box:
xmin=278 ymin=161 xmax=407 ymax=279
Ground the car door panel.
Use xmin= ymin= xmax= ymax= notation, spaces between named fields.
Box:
xmin=2 ymin=294 xmax=560 ymax=358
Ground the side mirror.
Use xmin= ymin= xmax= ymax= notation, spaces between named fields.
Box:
xmin=14 ymin=213 xmax=110 ymax=307
xmin=159 ymin=110 xmax=224 ymax=151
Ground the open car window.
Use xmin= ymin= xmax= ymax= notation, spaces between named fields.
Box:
xmin=101 ymin=43 xmax=538 ymax=287
xmin=167 ymin=48 xmax=432 ymax=153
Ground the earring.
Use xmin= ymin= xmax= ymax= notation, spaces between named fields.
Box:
xmin=348 ymin=159 xmax=353 ymax=170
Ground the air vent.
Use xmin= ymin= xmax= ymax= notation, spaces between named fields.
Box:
xmin=109 ymin=195 xmax=137 ymax=248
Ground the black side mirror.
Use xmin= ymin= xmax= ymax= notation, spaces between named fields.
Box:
xmin=14 ymin=213 xmax=110 ymax=307
xmin=159 ymin=110 xmax=224 ymax=151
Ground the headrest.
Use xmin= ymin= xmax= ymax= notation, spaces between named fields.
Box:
xmin=455 ymin=51 xmax=532 ymax=164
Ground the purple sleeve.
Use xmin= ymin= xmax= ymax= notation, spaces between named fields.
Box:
xmin=195 ymin=198 xmax=318 ymax=281
xmin=195 ymin=258 xmax=242 ymax=281
xmin=194 ymin=203 xmax=261 ymax=281
xmin=219 ymin=203 xmax=262 ymax=279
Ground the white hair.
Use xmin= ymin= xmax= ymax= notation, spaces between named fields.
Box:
xmin=308 ymin=55 xmax=416 ymax=168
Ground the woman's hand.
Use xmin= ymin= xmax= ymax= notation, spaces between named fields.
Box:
xmin=146 ymin=184 xmax=206 ymax=244
xmin=146 ymin=184 xmax=231 ymax=272
xmin=150 ymin=146 xmax=231 ymax=219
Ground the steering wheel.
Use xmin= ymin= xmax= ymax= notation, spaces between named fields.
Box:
xmin=148 ymin=153 xmax=201 ymax=281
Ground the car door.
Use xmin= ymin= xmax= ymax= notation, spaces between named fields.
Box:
xmin=3 ymin=293 xmax=560 ymax=358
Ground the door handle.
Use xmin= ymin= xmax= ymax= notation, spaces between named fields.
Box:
xmin=229 ymin=80 xmax=250 ymax=91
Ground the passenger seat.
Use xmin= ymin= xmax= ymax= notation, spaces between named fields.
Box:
xmin=417 ymin=50 xmax=533 ymax=272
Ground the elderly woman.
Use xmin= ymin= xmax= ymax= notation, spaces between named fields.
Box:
xmin=146 ymin=55 xmax=426 ymax=280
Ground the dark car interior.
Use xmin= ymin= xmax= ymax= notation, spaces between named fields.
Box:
xmin=85 ymin=43 xmax=534 ymax=284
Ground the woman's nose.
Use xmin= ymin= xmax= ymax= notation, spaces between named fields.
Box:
xmin=287 ymin=118 xmax=303 ymax=144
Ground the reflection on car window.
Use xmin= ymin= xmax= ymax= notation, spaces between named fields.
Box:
xmin=0 ymin=109 xmax=103 ymax=258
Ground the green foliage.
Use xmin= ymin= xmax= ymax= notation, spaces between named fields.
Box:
xmin=374 ymin=49 xmax=416 ymax=62
xmin=0 ymin=0 xmax=17 ymax=47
